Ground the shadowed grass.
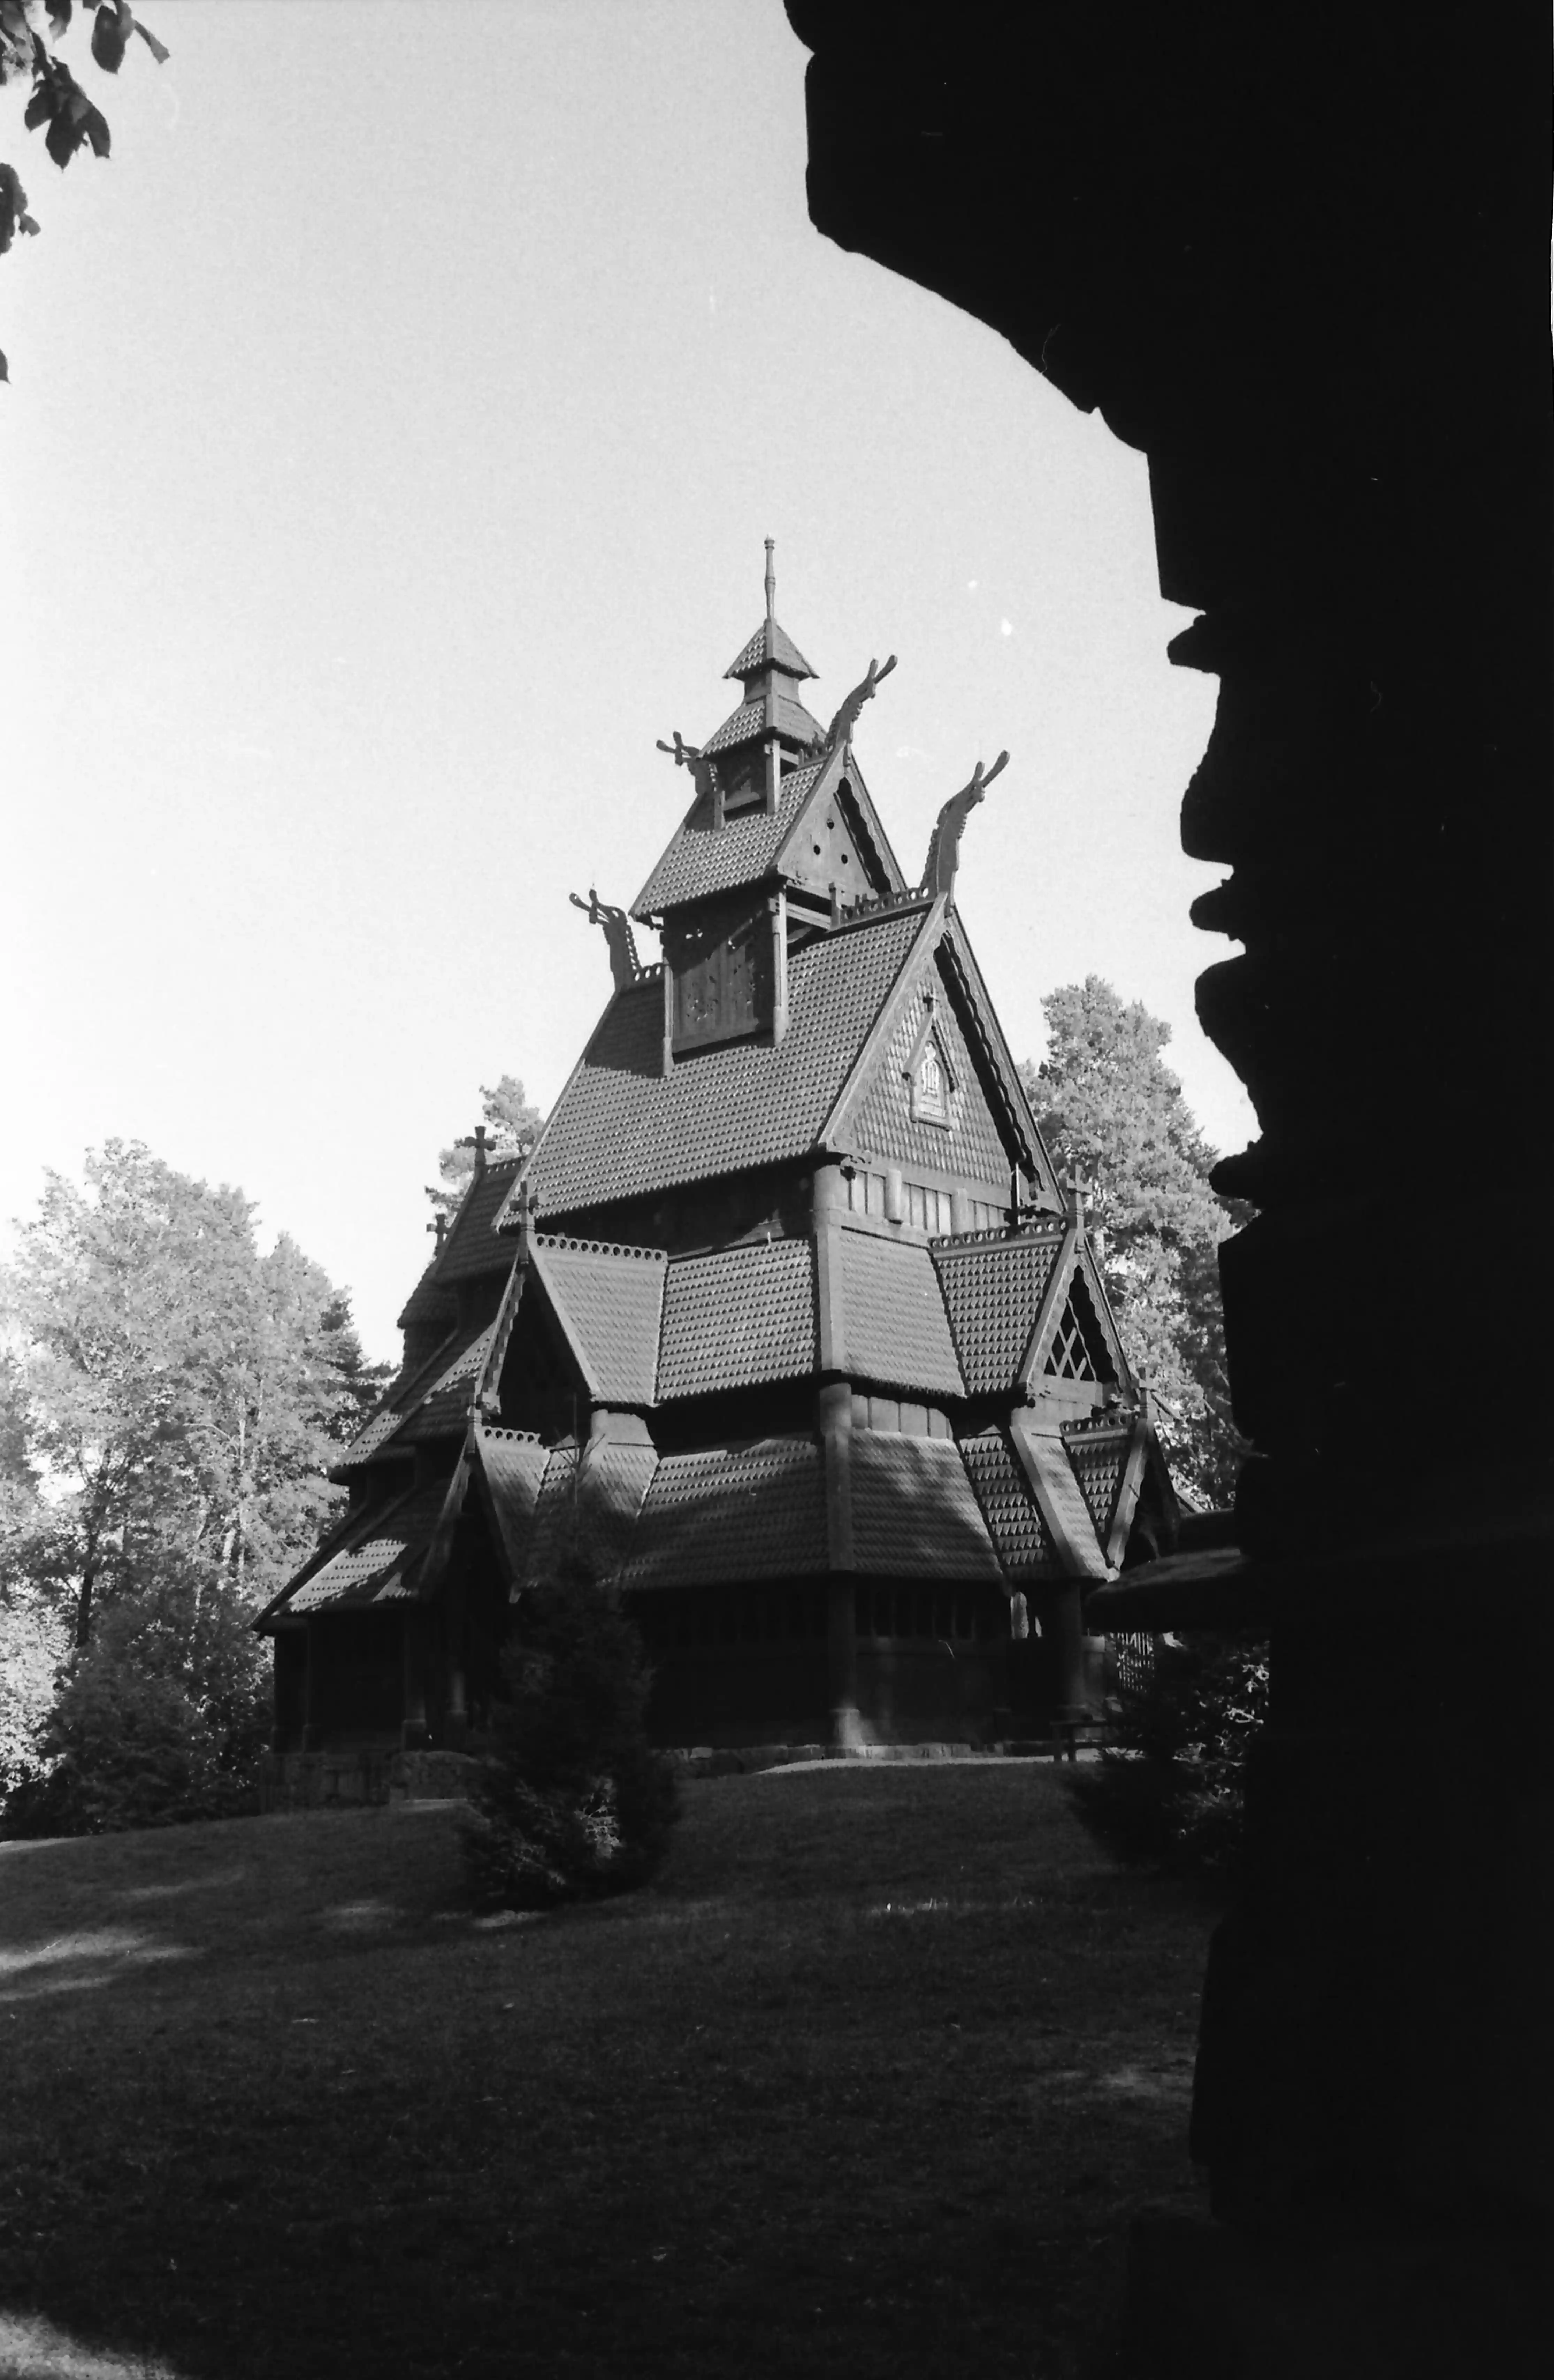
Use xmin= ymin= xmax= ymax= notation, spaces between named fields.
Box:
xmin=0 ymin=1767 xmax=1216 ymax=2380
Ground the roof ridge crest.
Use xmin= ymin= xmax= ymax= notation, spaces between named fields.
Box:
xmin=535 ymin=1232 xmax=668 ymax=1264
xmin=930 ymin=1219 xmax=1064 ymax=1251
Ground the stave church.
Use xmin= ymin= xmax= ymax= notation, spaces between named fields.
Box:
xmin=258 ymin=552 xmax=1179 ymax=1791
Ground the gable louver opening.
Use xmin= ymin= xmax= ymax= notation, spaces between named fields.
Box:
xmin=1044 ymin=1270 xmax=1117 ymax=1385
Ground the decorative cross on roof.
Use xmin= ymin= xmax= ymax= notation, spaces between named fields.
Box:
xmin=457 ymin=1123 xmax=495 ymax=1174
xmin=427 ymin=1213 xmax=449 ymax=1254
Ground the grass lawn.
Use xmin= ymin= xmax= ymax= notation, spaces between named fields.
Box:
xmin=0 ymin=1766 xmax=1217 ymax=2380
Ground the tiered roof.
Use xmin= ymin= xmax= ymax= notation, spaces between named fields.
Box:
xmin=260 ymin=561 xmax=1180 ymax=1644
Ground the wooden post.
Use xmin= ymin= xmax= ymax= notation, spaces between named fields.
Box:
xmin=768 ymin=891 xmax=788 ymax=1047
xmin=828 ymin=1575 xmax=861 ymax=1750
xmin=1048 ymin=1582 xmax=1089 ymax=1719
xmin=402 ymin=1610 xmax=430 ymax=1750
xmin=299 ymin=1622 xmax=319 ymax=1754
xmin=817 ymin=1372 xmax=860 ymax=1748
xmin=444 ymin=1573 xmax=468 ymax=1748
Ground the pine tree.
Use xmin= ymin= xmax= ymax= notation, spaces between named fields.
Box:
xmin=426 ymin=1077 xmax=544 ymax=1222
xmin=1021 ymin=978 xmax=1250 ymax=1504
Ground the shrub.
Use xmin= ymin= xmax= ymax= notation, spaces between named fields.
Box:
xmin=1066 ymin=1630 xmax=1268 ymax=1880
xmin=462 ymin=1551 xmax=679 ymax=1910
xmin=0 ymin=1608 xmax=269 ymax=1837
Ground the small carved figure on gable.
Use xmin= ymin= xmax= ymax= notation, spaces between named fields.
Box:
xmin=656 ymin=731 xmax=720 ymax=810
xmin=921 ymin=750 xmax=1008 ymax=898
xmin=569 ymin=888 xmax=642 ymax=992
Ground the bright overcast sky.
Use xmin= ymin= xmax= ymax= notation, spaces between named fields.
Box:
xmin=0 ymin=1 xmax=1253 ymax=1364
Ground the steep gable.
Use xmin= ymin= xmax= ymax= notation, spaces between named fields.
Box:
xmin=822 ymin=906 xmax=1041 ymax=1194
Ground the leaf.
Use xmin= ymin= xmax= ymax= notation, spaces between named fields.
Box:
xmin=91 ymin=0 xmax=130 ymax=74
xmin=82 ymin=99 xmax=110 ymax=159
xmin=44 ymin=108 xmax=82 ymax=171
xmin=45 ymin=3 xmax=72 ymax=38
xmin=0 ymin=348 xmax=8 ymax=384
xmin=134 ymin=16 xmax=169 ymax=66
xmin=0 ymin=160 xmax=23 ymax=252
xmin=23 ymin=85 xmax=51 ymax=133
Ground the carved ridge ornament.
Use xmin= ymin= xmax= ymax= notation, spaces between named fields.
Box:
xmin=568 ymin=888 xmax=643 ymax=992
xmin=920 ymin=750 xmax=1008 ymax=899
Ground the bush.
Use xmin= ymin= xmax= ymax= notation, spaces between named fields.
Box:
xmin=1066 ymin=1630 xmax=1268 ymax=1880
xmin=0 ymin=1609 xmax=269 ymax=1838
xmin=462 ymin=1552 xmax=679 ymax=1911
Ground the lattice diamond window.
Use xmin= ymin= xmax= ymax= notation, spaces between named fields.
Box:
xmin=1043 ymin=1273 xmax=1116 ymax=1385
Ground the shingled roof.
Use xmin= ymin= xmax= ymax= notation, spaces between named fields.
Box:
xmin=631 ymin=758 xmax=825 ymax=917
xmin=618 ymin=1437 xmax=828 ymax=1588
xmin=703 ymin=689 xmax=826 ymax=756
xmin=334 ymin=1312 xmax=500 ymax=1472
xmin=657 ymin=1240 xmax=817 ymax=1401
xmin=527 ymin=902 xmax=932 ymax=1214
xmin=529 ymin=1237 xmax=666 ymax=1406
xmin=931 ymin=1224 xmax=1069 ymax=1393
xmin=849 ymin=1432 xmax=1003 ymax=1579
xmin=960 ymin=1428 xmax=1060 ymax=1579
xmin=725 ymin=617 xmax=816 ymax=680
xmin=470 ymin=1424 xmax=549 ymax=1581
xmin=435 ymin=1153 xmax=526 ymax=1282
xmin=278 ymin=1481 xmax=456 ymax=1617
xmin=838 ymin=1231 xmax=965 ymax=1397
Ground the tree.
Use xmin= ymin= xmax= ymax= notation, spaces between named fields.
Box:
xmin=0 ymin=2 xmax=170 ymax=382
xmin=0 ymin=1139 xmax=368 ymax=1829
xmin=462 ymin=1546 xmax=679 ymax=1911
xmin=1067 ymin=1629 xmax=1270 ymax=1879
xmin=427 ymin=1076 xmax=544 ymax=1222
xmin=1021 ymin=977 xmax=1250 ymax=1505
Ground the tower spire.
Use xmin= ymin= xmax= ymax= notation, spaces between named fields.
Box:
xmin=764 ymin=537 xmax=775 ymax=623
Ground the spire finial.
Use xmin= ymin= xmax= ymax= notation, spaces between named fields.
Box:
xmin=764 ymin=537 xmax=775 ymax=622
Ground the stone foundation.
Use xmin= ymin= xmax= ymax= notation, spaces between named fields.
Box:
xmin=260 ymin=1746 xmax=484 ymax=1811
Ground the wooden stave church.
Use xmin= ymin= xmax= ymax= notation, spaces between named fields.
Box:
xmin=258 ymin=558 xmax=1180 ymax=1783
